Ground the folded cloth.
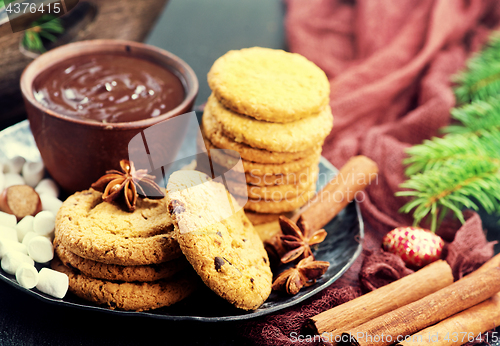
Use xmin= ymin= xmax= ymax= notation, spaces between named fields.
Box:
xmin=243 ymin=0 xmax=500 ymax=344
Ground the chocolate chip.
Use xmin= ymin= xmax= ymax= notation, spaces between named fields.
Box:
xmin=263 ymin=257 xmax=267 ymax=264
xmin=250 ymin=278 xmax=254 ymax=283
xmin=214 ymin=257 xmax=225 ymax=271
xmin=168 ymin=200 xmax=185 ymax=215
xmin=242 ymin=239 xmax=247 ymax=242
xmin=216 ymin=231 xmax=222 ymax=237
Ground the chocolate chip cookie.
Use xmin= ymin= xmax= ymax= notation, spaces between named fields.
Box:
xmin=166 ymin=170 xmax=272 ymax=310
xmin=55 ymin=189 xmax=181 ymax=266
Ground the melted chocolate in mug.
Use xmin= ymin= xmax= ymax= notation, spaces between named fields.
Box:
xmin=33 ymin=54 xmax=185 ymax=123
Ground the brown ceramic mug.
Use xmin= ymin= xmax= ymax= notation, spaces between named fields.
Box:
xmin=20 ymin=39 xmax=198 ymax=194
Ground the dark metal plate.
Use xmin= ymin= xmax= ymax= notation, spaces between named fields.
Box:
xmin=0 ymin=119 xmax=363 ymax=321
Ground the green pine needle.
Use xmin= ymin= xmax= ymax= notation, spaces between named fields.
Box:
xmin=445 ymin=94 xmax=500 ymax=135
xmin=397 ymin=157 xmax=500 ymax=230
xmin=398 ymin=31 xmax=500 ymax=232
xmin=454 ymin=32 xmax=500 ymax=104
xmin=22 ymin=15 xmax=64 ymax=53
xmin=403 ymin=132 xmax=500 ymax=176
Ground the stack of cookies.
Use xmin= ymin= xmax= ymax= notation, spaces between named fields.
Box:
xmin=199 ymin=47 xmax=333 ymax=239
xmin=52 ymin=189 xmax=198 ymax=311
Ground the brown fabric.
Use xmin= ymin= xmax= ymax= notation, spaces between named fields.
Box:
xmin=359 ymin=249 xmax=414 ymax=292
xmin=243 ymin=0 xmax=500 ymax=344
xmin=440 ymin=211 xmax=497 ymax=280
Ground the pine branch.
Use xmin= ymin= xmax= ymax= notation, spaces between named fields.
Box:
xmin=454 ymin=32 xmax=500 ymax=103
xmin=398 ymin=31 xmax=500 ymax=231
xmin=397 ymin=157 xmax=500 ymax=231
xmin=444 ymin=94 xmax=500 ymax=135
xmin=403 ymin=132 xmax=500 ymax=176
xmin=22 ymin=15 xmax=64 ymax=53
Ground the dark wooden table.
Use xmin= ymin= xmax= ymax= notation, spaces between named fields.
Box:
xmin=0 ymin=1 xmax=284 ymax=345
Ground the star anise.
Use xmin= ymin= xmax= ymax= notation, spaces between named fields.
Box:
xmin=91 ymin=159 xmax=164 ymax=211
xmin=272 ymin=256 xmax=330 ymax=295
xmin=280 ymin=215 xmax=327 ymax=263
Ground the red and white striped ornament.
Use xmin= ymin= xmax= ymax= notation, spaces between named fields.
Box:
xmin=382 ymin=226 xmax=444 ymax=267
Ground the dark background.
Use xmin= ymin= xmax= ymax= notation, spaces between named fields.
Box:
xmin=146 ymin=0 xmax=286 ymax=107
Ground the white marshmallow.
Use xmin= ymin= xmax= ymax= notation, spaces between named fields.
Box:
xmin=35 ymin=179 xmax=59 ymax=198
xmin=22 ymin=161 xmax=45 ymax=188
xmin=22 ymin=231 xmax=39 ymax=247
xmin=33 ymin=211 xmax=55 ymax=236
xmin=0 ymin=239 xmax=27 ymax=258
xmin=27 ymin=236 xmax=53 ymax=263
xmin=3 ymin=156 xmax=26 ymax=174
xmin=36 ymin=268 xmax=68 ymax=299
xmin=15 ymin=263 xmax=39 ymax=289
xmin=3 ymin=173 xmax=25 ymax=188
xmin=1 ymin=251 xmax=34 ymax=275
xmin=16 ymin=215 xmax=34 ymax=243
xmin=40 ymin=194 xmax=63 ymax=216
xmin=0 ymin=211 xmax=17 ymax=228
xmin=0 ymin=225 xmax=18 ymax=242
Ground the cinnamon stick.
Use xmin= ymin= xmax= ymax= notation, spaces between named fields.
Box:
xmin=305 ymin=260 xmax=453 ymax=339
xmin=338 ymin=267 xmax=500 ymax=346
xmin=294 ymin=155 xmax=378 ymax=231
xmin=398 ymin=292 xmax=500 ymax=346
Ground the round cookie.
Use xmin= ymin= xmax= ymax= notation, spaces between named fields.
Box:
xmin=55 ymin=189 xmax=182 ymax=266
xmin=246 ymin=164 xmax=319 ymax=186
xmin=244 ymin=184 xmax=316 ymax=214
xmin=203 ymin=134 xmax=321 ymax=176
xmin=231 ymin=165 xmax=318 ymax=200
xmin=206 ymin=95 xmax=333 ymax=153
xmin=207 ymin=47 xmax=330 ymax=123
xmin=166 ymin=170 xmax=272 ymax=311
xmin=52 ymin=257 xmax=198 ymax=311
xmin=250 ymin=170 xmax=317 ymax=200
xmin=54 ymin=242 xmax=189 ymax=282
xmin=202 ymin=112 xmax=320 ymax=164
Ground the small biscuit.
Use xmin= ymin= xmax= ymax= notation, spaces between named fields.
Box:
xmin=233 ymin=169 xmax=317 ymax=201
xmin=221 ymin=159 xmax=319 ymax=201
xmin=202 ymin=112 xmax=320 ymax=164
xmin=207 ymin=47 xmax=330 ymax=123
xmin=245 ymin=164 xmax=319 ymax=187
xmin=52 ymin=257 xmax=198 ymax=311
xmin=206 ymin=95 xmax=334 ymax=153
xmin=55 ymin=189 xmax=181 ymax=266
xmin=244 ymin=184 xmax=316 ymax=214
xmin=167 ymin=170 xmax=272 ymax=310
xmin=54 ymin=242 xmax=189 ymax=282
xmin=203 ymin=134 xmax=321 ymax=176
